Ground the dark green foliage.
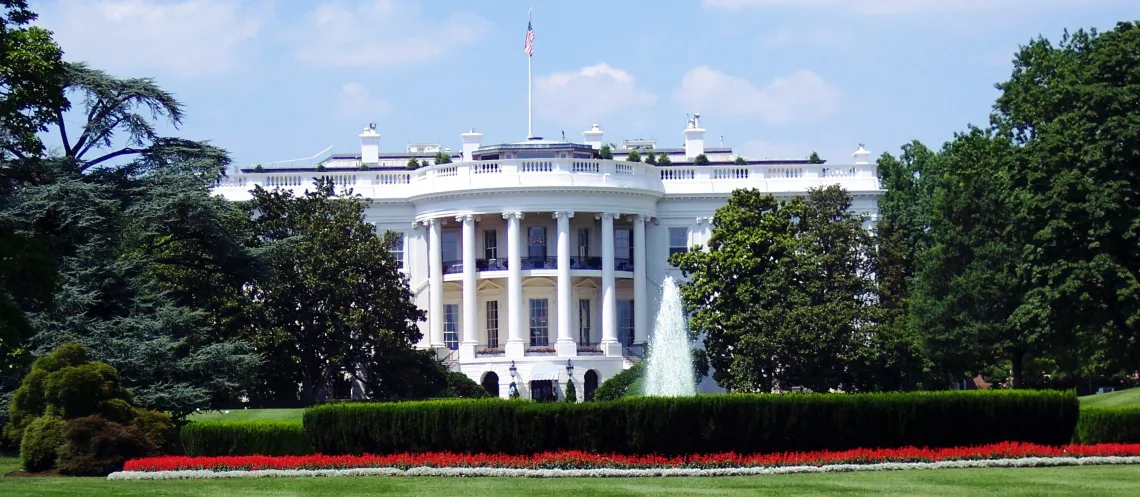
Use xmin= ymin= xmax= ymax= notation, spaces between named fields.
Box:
xmin=625 ymin=150 xmax=641 ymax=162
xmin=564 ymin=380 xmax=576 ymax=403
xmin=180 ymin=421 xmax=310 ymax=456
xmin=6 ymin=343 xmax=125 ymax=443
xmin=303 ymin=391 xmax=1077 ymax=456
xmin=807 ymin=151 xmax=823 ymax=164
xmin=593 ymin=362 xmax=643 ymax=401
xmin=693 ymin=154 xmax=710 ymax=165
xmin=406 ymin=157 xmax=419 ymax=169
xmin=434 ymin=151 xmax=452 ymax=164
xmin=597 ymin=144 xmax=613 ymax=160
xmin=733 ymin=155 xmax=747 ymax=165
xmin=19 ymin=414 xmax=63 ymax=472
xmin=446 ymin=372 xmax=489 ymax=399
xmin=643 ymin=151 xmax=656 ymax=165
xmin=1074 ymin=408 xmax=1140 ymax=444
xmin=130 ymin=408 xmax=176 ymax=454
xmin=656 ymin=154 xmax=672 ymax=167
xmin=56 ymin=415 xmax=154 ymax=476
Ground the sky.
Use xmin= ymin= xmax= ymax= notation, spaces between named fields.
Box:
xmin=29 ymin=0 xmax=1139 ymax=167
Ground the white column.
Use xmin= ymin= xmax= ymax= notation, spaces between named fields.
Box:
xmin=504 ymin=212 xmax=525 ymax=357
xmin=458 ymin=214 xmax=478 ymax=360
xmin=599 ymin=212 xmax=621 ymax=356
xmin=554 ymin=211 xmax=576 ymax=356
xmin=412 ymin=221 xmax=429 ymax=349
xmin=428 ymin=218 xmax=444 ymax=349
xmin=633 ymin=215 xmax=648 ymax=345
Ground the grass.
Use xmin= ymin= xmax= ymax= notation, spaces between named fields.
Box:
xmin=1079 ymin=388 xmax=1140 ymax=408
xmin=2 ymin=457 xmax=1140 ymax=496
xmin=184 ymin=408 xmax=303 ymax=423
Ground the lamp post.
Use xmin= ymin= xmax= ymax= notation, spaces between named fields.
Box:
xmin=566 ymin=359 xmax=574 ymax=376
xmin=509 ymin=361 xmax=517 ymax=378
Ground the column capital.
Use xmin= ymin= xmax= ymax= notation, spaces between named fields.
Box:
xmin=595 ymin=212 xmax=620 ymax=220
xmin=456 ymin=214 xmax=475 ymax=223
xmin=552 ymin=211 xmax=575 ymax=219
xmin=633 ymin=214 xmax=653 ymax=224
xmin=422 ymin=218 xmax=438 ymax=227
xmin=695 ymin=216 xmax=714 ymax=225
xmin=502 ymin=211 xmax=525 ymax=220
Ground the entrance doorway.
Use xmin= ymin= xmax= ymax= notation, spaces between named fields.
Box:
xmin=584 ymin=370 xmax=599 ymax=401
xmin=481 ymin=372 xmax=500 ymax=397
xmin=530 ymin=380 xmax=556 ymax=402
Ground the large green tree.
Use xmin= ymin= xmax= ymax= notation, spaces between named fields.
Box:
xmin=994 ymin=22 xmax=1140 ymax=380
xmin=246 ymin=179 xmax=426 ymax=403
xmin=673 ymin=186 xmax=882 ymax=392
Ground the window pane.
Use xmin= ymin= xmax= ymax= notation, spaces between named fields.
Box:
xmin=578 ymin=299 xmax=592 ymax=345
xmin=486 ymin=301 xmax=499 ymax=348
xmin=615 ymin=229 xmax=631 ymax=259
xmin=669 ymin=228 xmax=688 ymax=248
xmin=529 ymin=298 xmax=549 ymax=346
xmin=444 ymin=304 xmax=459 ymax=350
xmin=577 ymin=228 xmax=590 ymax=257
xmin=484 ymin=230 xmax=498 ymax=260
xmin=442 ymin=232 xmax=459 ymax=262
xmin=618 ymin=300 xmax=635 ymax=346
xmin=528 ymin=226 xmax=547 ymax=259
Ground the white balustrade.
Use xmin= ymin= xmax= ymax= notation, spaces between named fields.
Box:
xmin=660 ymin=168 xmax=696 ymax=181
xmin=473 ymin=162 xmax=501 ymax=175
xmin=769 ymin=167 xmax=804 ymax=179
xmin=520 ymin=160 xmax=554 ymax=173
xmin=373 ymin=172 xmax=411 ymax=185
xmin=712 ymin=167 xmax=749 ymax=180
xmin=572 ymin=160 xmax=600 ymax=173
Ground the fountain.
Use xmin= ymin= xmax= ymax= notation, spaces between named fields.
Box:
xmin=643 ymin=276 xmax=697 ymax=397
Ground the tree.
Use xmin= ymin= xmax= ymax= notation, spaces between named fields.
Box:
xmin=909 ymin=128 xmax=1033 ymax=387
xmin=625 ymin=150 xmax=641 ymax=163
xmin=656 ymin=154 xmax=672 ymax=167
xmin=644 ymin=151 xmax=656 ymax=165
xmin=807 ymin=152 xmax=823 ymax=164
xmin=406 ymin=157 xmax=419 ymax=170
xmin=733 ymin=156 xmax=747 ymax=165
xmin=597 ymin=144 xmax=613 ymax=160
xmin=673 ymin=186 xmax=880 ymax=392
xmin=564 ymin=379 xmax=576 ymax=403
xmin=247 ymin=178 xmax=425 ymax=403
xmin=992 ymin=22 xmax=1140 ymax=380
xmin=434 ymin=151 xmax=452 ymax=165
xmin=693 ymin=154 xmax=710 ymax=165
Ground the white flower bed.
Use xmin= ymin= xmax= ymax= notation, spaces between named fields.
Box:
xmin=108 ymin=456 xmax=1140 ymax=480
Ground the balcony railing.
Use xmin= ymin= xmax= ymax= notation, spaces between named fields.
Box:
xmin=570 ymin=256 xmax=602 ymax=270
xmin=615 ymin=257 xmax=634 ymax=272
xmin=520 ymin=256 xmax=557 ymax=270
xmin=442 ymin=260 xmax=463 ymax=274
xmin=476 ymin=258 xmax=508 ymax=271
xmin=440 ymin=256 xmax=638 ymax=274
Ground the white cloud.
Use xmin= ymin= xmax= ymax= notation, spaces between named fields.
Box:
xmin=704 ymin=0 xmax=1025 ymax=14
xmin=759 ymin=26 xmax=845 ymax=49
xmin=674 ymin=66 xmax=840 ymax=125
xmin=533 ymin=63 xmax=657 ymax=127
xmin=336 ymin=82 xmax=389 ymax=117
xmin=37 ymin=0 xmax=265 ymax=77
xmin=296 ymin=0 xmax=488 ymax=67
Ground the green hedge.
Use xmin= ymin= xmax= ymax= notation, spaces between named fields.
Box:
xmin=1074 ymin=407 xmax=1140 ymax=444
xmin=304 ymin=390 xmax=1078 ymax=455
xmin=180 ymin=421 xmax=311 ymax=456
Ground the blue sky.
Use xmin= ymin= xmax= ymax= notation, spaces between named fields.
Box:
xmin=30 ymin=0 xmax=1138 ymax=167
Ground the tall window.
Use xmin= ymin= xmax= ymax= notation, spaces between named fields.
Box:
xmin=668 ymin=228 xmax=689 ymax=258
xmin=388 ymin=232 xmax=405 ymax=269
xmin=529 ymin=298 xmax=549 ymax=346
xmin=528 ymin=226 xmax=547 ymax=259
xmin=483 ymin=229 xmax=498 ymax=260
xmin=442 ymin=232 xmax=459 ymax=262
xmin=485 ymin=301 xmax=499 ymax=348
xmin=577 ymin=228 xmax=590 ymax=258
xmin=578 ymin=299 xmax=592 ymax=345
xmin=615 ymin=228 xmax=632 ymax=260
xmin=443 ymin=304 xmax=459 ymax=350
xmin=617 ymin=299 xmax=635 ymax=346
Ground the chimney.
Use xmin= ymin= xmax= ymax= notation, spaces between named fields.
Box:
xmin=360 ymin=123 xmax=380 ymax=164
xmin=582 ymin=123 xmax=604 ymax=150
xmin=460 ymin=129 xmax=483 ymax=162
xmin=683 ymin=112 xmax=705 ymax=158
xmin=852 ymin=143 xmax=871 ymax=164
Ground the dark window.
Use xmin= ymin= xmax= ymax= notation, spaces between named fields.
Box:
xmin=669 ymin=228 xmax=689 ymax=258
xmin=442 ymin=232 xmax=459 ymax=262
xmin=529 ymin=298 xmax=549 ymax=346
xmin=577 ymin=228 xmax=590 ymax=258
xmin=484 ymin=229 xmax=498 ymax=260
xmin=528 ymin=226 xmax=547 ymax=259
xmin=618 ymin=299 xmax=634 ymax=346
xmin=486 ymin=301 xmax=499 ymax=348
xmin=444 ymin=304 xmax=459 ymax=350
xmin=578 ymin=299 xmax=592 ymax=345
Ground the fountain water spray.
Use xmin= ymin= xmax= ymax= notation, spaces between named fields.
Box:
xmin=643 ymin=276 xmax=697 ymax=397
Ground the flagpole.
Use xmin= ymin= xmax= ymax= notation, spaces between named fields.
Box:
xmin=527 ymin=8 xmax=533 ymax=139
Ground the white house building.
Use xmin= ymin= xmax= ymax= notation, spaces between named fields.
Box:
xmin=212 ymin=117 xmax=883 ymax=402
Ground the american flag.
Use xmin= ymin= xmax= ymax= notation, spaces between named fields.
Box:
xmin=523 ymin=20 xmax=534 ymax=56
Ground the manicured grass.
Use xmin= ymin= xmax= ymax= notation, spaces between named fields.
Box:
xmin=2 ymin=457 xmax=1140 ymax=496
xmin=1080 ymin=388 xmax=1140 ymax=408
xmin=184 ymin=408 xmax=303 ymax=423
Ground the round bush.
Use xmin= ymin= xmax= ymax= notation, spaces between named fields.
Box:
xmin=20 ymin=415 xmax=65 ymax=472
xmin=56 ymin=416 xmax=154 ymax=476
xmin=594 ymin=362 xmax=643 ymax=401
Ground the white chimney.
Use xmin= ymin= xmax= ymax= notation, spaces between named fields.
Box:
xmin=460 ymin=129 xmax=483 ymax=162
xmin=683 ymin=113 xmax=705 ymax=158
xmin=360 ymin=123 xmax=380 ymax=164
xmin=852 ymin=143 xmax=871 ymax=164
xmin=582 ymin=123 xmax=604 ymax=150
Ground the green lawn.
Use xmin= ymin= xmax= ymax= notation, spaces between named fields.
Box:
xmin=1079 ymin=388 xmax=1140 ymax=408
xmin=2 ymin=457 xmax=1140 ymax=496
xmin=184 ymin=408 xmax=303 ymax=423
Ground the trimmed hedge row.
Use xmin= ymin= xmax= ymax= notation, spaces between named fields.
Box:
xmin=303 ymin=390 xmax=1078 ymax=455
xmin=180 ymin=421 xmax=310 ymax=456
xmin=1074 ymin=407 xmax=1140 ymax=444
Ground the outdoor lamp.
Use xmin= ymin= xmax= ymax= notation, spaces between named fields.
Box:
xmin=566 ymin=359 xmax=574 ymax=375
xmin=509 ymin=361 xmax=517 ymax=378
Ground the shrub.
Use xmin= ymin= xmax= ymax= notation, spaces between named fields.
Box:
xmin=20 ymin=415 xmax=65 ymax=472
xmin=446 ymin=372 xmax=489 ymax=399
xmin=180 ymin=421 xmax=311 ymax=456
xmin=594 ymin=362 xmax=643 ymax=401
xmin=1074 ymin=407 xmax=1140 ymax=444
xmin=131 ymin=408 xmax=177 ymax=454
xmin=303 ymin=390 xmax=1078 ymax=456
xmin=56 ymin=416 xmax=154 ymax=476
xmin=565 ymin=380 xmax=577 ymax=403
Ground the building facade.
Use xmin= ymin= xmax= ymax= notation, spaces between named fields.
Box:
xmin=213 ymin=118 xmax=883 ymax=401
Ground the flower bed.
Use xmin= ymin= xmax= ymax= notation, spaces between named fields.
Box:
xmin=115 ymin=443 xmax=1140 ymax=479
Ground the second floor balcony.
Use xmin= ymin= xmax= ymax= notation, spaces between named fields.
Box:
xmin=437 ymin=255 xmax=634 ymax=275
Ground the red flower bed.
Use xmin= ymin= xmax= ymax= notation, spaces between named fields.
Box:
xmin=125 ymin=443 xmax=1140 ymax=472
